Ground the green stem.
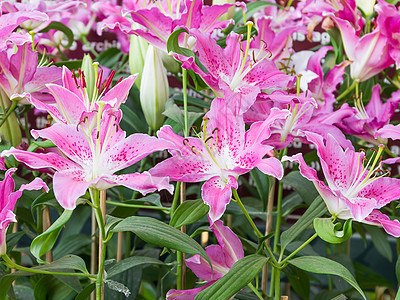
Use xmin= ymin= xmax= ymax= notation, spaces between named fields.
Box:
xmin=170 ymin=182 xmax=181 ymax=216
xmin=384 ymin=146 xmax=397 ymax=158
xmin=232 ymin=189 xmax=278 ymax=266
xmin=175 ymin=73 xmax=214 ymax=100
xmin=23 ymin=109 xmax=31 ymax=144
xmin=0 ymin=100 xmax=17 ymax=130
xmin=90 ymin=188 xmax=107 ymax=300
xmin=274 ymin=268 xmax=280 ymax=300
xmin=176 ymin=251 xmax=183 ymax=290
xmin=273 ymin=148 xmax=287 ymax=253
xmin=106 ymin=201 xmax=170 ymax=213
xmin=248 ymin=282 xmax=263 ymax=300
xmin=182 ymin=68 xmax=189 ymax=138
xmin=279 ymin=233 xmax=318 ymax=266
xmin=336 ymin=80 xmax=357 ymax=101
xmin=81 ymin=36 xmax=99 ymax=57
xmin=1 ymin=254 xmax=95 ymax=279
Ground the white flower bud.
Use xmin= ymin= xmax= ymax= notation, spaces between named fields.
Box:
xmin=140 ymin=45 xmax=169 ymax=131
xmin=356 ymin=0 xmax=376 ymax=16
xmin=129 ymin=30 xmax=149 ymax=89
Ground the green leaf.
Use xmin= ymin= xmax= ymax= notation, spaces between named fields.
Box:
xmin=280 ymin=195 xmax=327 ymax=252
xmin=95 ymin=47 xmax=123 ymax=69
xmin=75 ymin=283 xmax=95 ymax=300
xmin=233 ymin=1 xmax=278 ymax=24
xmin=163 ymin=98 xmax=203 ymax=131
xmin=0 ymin=255 xmax=88 ymax=300
xmin=39 ymin=21 xmax=74 ymax=48
xmin=249 ymin=169 xmax=270 ymax=211
xmin=195 ymin=255 xmax=268 ymax=300
xmin=313 ymin=218 xmax=352 ymax=244
xmin=281 ymin=171 xmax=319 ymax=205
xmin=120 ymin=104 xmax=148 ymax=134
xmin=169 ymin=199 xmax=209 ymax=228
xmin=30 ymin=209 xmax=73 ymax=263
xmin=112 ymin=216 xmax=211 ymax=267
xmin=172 ymin=94 xmax=211 ymax=109
xmin=167 ymin=28 xmax=193 ymax=57
xmin=288 ymin=256 xmax=366 ymax=299
xmin=107 ymin=256 xmax=165 ymax=278
xmin=365 ymin=225 xmax=393 ymax=262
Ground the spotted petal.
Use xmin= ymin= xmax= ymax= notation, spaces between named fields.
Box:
xmin=202 ymin=175 xmax=238 ymax=224
xmin=364 ymin=210 xmax=400 ymax=238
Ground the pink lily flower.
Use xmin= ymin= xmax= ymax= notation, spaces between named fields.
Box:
xmin=334 ymin=16 xmax=393 ymax=82
xmin=282 ymin=132 xmax=400 ymax=237
xmin=2 ymin=110 xmax=173 ymax=210
xmin=0 ymin=168 xmax=48 ymax=255
xmin=150 ymin=98 xmax=288 ymax=223
xmin=166 ymin=220 xmax=244 ymax=299
xmin=28 ymin=66 xmax=136 ymax=126
xmin=376 ymin=0 xmax=400 ymax=69
xmin=98 ymin=0 xmax=239 ymax=52
xmin=0 ymin=9 xmax=48 ymax=50
xmin=339 ymin=85 xmax=400 ymax=145
xmin=0 ymin=42 xmax=62 ymax=104
xmin=244 ymin=92 xmax=354 ymax=150
xmin=180 ymin=30 xmax=295 ymax=116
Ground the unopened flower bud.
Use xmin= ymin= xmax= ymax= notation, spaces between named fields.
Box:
xmin=140 ymin=45 xmax=169 ymax=131
xmin=129 ymin=26 xmax=149 ymax=89
xmin=81 ymin=54 xmax=97 ymax=100
xmin=356 ymin=0 xmax=376 ymax=16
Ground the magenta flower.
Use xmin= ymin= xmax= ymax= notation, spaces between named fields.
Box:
xmin=98 ymin=0 xmax=238 ymax=52
xmin=150 ymin=98 xmax=287 ymax=223
xmin=0 ymin=168 xmax=48 ymax=255
xmin=2 ymin=110 xmax=173 ymax=210
xmin=0 ymin=42 xmax=62 ymax=104
xmin=28 ymin=66 xmax=137 ymax=126
xmin=282 ymin=132 xmax=400 ymax=237
xmin=166 ymin=220 xmax=244 ymax=299
xmin=334 ymin=16 xmax=393 ymax=82
xmin=180 ymin=30 xmax=295 ymax=115
xmin=339 ymin=85 xmax=400 ymax=145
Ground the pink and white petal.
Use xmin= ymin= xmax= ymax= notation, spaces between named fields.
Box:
xmin=344 ymin=196 xmax=377 ymax=222
xmin=211 ymin=220 xmax=244 ymax=267
xmin=0 ymin=168 xmax=17 ymax=210
xmin=32 ymin=124 xmax=92 ymax=167
xmin=26 ymin=93 xmax=67 ymax=123
xmin=149 ymin=156 xmax=216 ymax=182
xmin=333 ymin=17 xmax=358 ymax=60
xmin=104 ymin=133 xmax=173 ymax=172
xmin=255 ymin=157 xmax=284 ymax=180
xmin=364 ymin=210 xmax=400 ymax=238
xmin=101 ymin=171 xmax=174 ymax=195
xmin=191 ymin=29 xmax=233 ymax=79
xmin=376 ymin=124 xmax=400 ymax=140
xmin=186 ymin=245 xmax=227 ymax=282
xmin=46 ymin=84 xmax=86 ymax=124
xmin=2 ymin=147 xmax=79 ymax=171
xmin=53 ymin=169 xmax=91 ymax=210
xmin=100 ymin=74 xmax=137 ymax=107
xmin=204 ymin=98 xmax=245 ymax=158
xmin=202 ymin=175 xmax=238 ymax=224
xmin=166 ymin=282 xmax=213 ymax=300
xmin=200 ymin=4 xmax=234 ymax=32
xmin=8 ymin=177 xmax=49 ymax=212
xmin=357 ymin=177 xmax=400 ymax=208
xmin=281 ymin=153 xmax=322 ymax=184
xmin=0 ymin=10 xmax=48 ymax=41
xmin=130 ymin=8 xmax=173 ymax=43
xmin=24 ymin=66 xmax=62 ymax=99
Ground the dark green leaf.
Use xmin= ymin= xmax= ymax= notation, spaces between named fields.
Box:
xmin=173 ymin=94 xmax=211 ymax=109
xmin=280 ymin=196 xmax=327 ymax=252
xmin=288 ymin=256 xmax=366 ymax=299
xmin=366 ymin=225 xmax=392 ymax=262
xmin=34 ymin=275 xmax=75 ymax=299
xmin=112 ymin=216 xmax=211 ymax=267
xmin=107 ymin=256 xmax=165 ymax=278
xmin=163 ymin=98 xmax=203 ymax=132
xmin=314 ymin=218 xmax=352 ymax=244
xmin=54 ymin=60 xmax=83 ymax=70
xmin=169 ymin=199 xmax=209 ymax=228
xmin=39 ymin=21 xmax=74 ymax=48
xmin=30 ymin=209 xmax=73 ymax=263
xmin=249 ymin=169 xmax=270 ymax=211
xmin=195 ymin=255 xmax=268 ymax=300
xmin=6 ymin=232 xmax=24 ymax=255
xmin=281 ymin=171 xmax=319 ymax=205
xmin=75 ymin=283 xmax=95 ymax=300
xmin=96 ymin=47 xmax=123 ymax=69
xmin=120 ymin=104 xmax=148 ymax=134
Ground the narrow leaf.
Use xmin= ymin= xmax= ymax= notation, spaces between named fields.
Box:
xmin=39 ymin=21 xmax=74 ymax=48
xmin=169 ymin=199 xmax=209 ymax=228
xmin=107 ymin=256 xmax=165 ymax=278
xmin=112 ymin=216 xmax=211 ymax=267
xmin=280 ymin=195 xmax=327 ymax=251
xmin=288 ymin=256 xmax=366 ymax=299
xmin=195 ymin=255 xmax=268 ymax=300
xmin=30 ymin=209 xmax=73 ymax=263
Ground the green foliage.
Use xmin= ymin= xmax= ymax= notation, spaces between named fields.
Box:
xmin=169 ymin=199 xmax=209 ymax=228
xmin=314 ymin=218 xmax=353 ymax=244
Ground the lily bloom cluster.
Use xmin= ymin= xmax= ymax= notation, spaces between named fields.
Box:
xmin=2 ymin=0 xmax=400 ymax=299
